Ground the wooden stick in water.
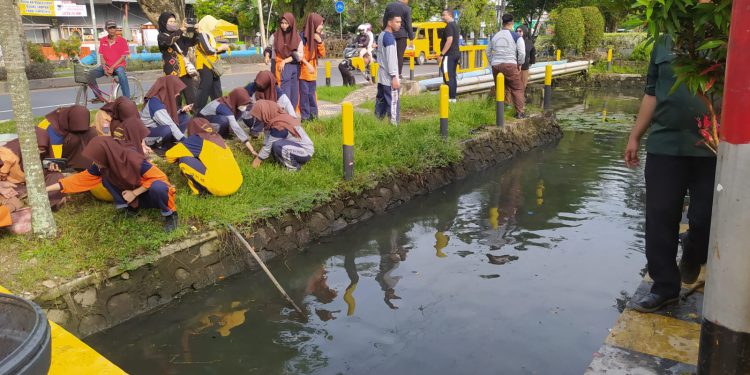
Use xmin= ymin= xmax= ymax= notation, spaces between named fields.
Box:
xmin=227 ymin=224 xmax=307 ymax=320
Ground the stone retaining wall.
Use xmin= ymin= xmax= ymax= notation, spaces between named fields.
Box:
xmin=555 ymin=73 xmax=645 ymax=90
xmin=36 ymin=114 xmax=563 ymax=337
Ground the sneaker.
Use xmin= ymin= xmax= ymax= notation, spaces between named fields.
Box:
xmin=449 ymin=99 xmax=457 ymax=103
xmin=627 ymin=292 xmax=679 ymax=313
xmin=679 ymin=232 xmax=701 ymax=284
xmin=515 ymin=112 xmax=528 ymax=119
xmin=163 ymin=212 xmax=179 ymax=232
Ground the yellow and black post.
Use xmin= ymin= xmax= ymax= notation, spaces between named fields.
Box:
xmin=371 ymin=62 xmax=379 ymax=83
xmin=544 ymin=65 xmax=553 ymax=111
xmin=556 ymin=49 xmax=561 ymax=61
xmin=440 ymin=84 xmax=449 ymax=139
xmin=409 ymin=55 xmax=415 ymax=80
xmin=607 ymin=48 xmax=613 ymax=71
xmin=342 ymin=102 xmax=354 ymax=181
xmin=325 ymin=61 xmax=331 ymax=87
xmin=496 ymin=73 xmax=505 ymax=127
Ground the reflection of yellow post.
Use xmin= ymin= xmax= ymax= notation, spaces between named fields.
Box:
xmin=536 ymin=179 xmax=545 ymax=206
xmin=344 ymin=283 xmax=358 ymax=315
xmin=556 ymin=49 xmax=561 ymax=61
xmin=489 ymin=207 xmax=499 ymax=229
xmin=435 ymin=231 xmax=449 ymax=258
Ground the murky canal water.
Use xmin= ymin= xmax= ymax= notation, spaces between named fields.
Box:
xmin=88 ymin=88 xmax=648 ymax=375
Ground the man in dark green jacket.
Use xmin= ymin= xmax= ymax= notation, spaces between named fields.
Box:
xmin=624 ymin=36 xmax=717 ymax=313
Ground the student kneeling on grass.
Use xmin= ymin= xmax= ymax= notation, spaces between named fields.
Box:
xmin=46 ymin=137 xmax=179 ymax=232
xmin=36 ymin=105 xmax=97 ymax=170
xmin=141 ymin=75 xmax=192 ymax=149
xmin=198 ymin=88 xmax=256 ymax=155
xmin=249 ymin=100 xmax=314 ymax=171
xmin=165 ymin=118 xmax=242 ymax=197
xmin=243 ymin=71 xmax=297 ymax=136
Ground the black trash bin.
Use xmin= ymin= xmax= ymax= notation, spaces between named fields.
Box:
xmin=0 ymin=293 xmax=51 ymax=375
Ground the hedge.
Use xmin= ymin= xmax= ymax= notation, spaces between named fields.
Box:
xmin=580 ymin=6 xmax=605 ymax=53
xmin=553 ymin=8 xmax=585 ymax=53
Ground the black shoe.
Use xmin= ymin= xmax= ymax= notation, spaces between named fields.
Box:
xmin=117 ymin=206 xmax=140 ymax=218
xmin=163 ymin=212 xmax=179 ymax=232
xmin=627 ymin=293 xmax=679 ymax=313
xmin=679 ymin=232 xmax=701 ymax=284
xmin=515 ymin=112 xmax=528 ymax=119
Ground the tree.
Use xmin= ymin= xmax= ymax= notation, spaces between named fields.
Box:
xmin=632 ymin=0 xmax=730 ymax=153
xmin=0 ymin=0 xmax=57 ymax=237
xmin=451 ymin=0 xmax=497 ymax=40
xmin=553 ymin=8 xmax=585 ymax=53
xmin=579 ymin=6 xmax=604 ymax=52
xmin=52 ymin=37 xmax=82 ymax=59
xmin=508 ymin=0 xmax=565 ymax=37
xmin=138 ymin=0 xmax=186 ymax=25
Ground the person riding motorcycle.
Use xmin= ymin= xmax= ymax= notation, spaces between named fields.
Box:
xmin=356 ymin=23 xmax=375 ymax=65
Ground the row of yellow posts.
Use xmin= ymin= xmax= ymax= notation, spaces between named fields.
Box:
xmin=338 ymin=61 xmax=556 ymax=181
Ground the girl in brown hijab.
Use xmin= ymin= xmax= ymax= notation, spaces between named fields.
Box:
xmin=106 ymin=97 xmax=151 ymax=155
xmin=299 ymin=13 xmax=326 ymax=121
xmin=242 ymin=71 xmax=297 ymax=136
xmin=249 ymin=100 xmax=314 ymax=171
xmin=1 ymin=138 xmax=66 ymax=209
xmin=35 ymin=105 xmax=96 ymax=170
xmin=273 ymin=13 xmax=303 ymax=111
xmin=47 ymin=137 xmax=179 ymax=232
xmin=140 ymin=75 xmax=191 ymax=148
xmin=197 ymin=88 xmax=256 ymax=154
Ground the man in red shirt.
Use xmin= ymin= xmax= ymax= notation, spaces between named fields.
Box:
xmin=87 ymin=20 xmax=130 ymax=100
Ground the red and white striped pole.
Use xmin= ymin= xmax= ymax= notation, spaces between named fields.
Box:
xmin=698 ymin=1 xmax=750 ymax=373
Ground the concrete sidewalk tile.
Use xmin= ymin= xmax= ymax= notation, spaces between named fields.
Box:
xmin=587 ymin=345 xmax=696 ymax=375
xmin=605 ymin=309 xmax=700 ymax=365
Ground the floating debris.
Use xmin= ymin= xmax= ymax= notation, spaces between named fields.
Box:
xmin=486 ymin=254 xmax=519 ymax=265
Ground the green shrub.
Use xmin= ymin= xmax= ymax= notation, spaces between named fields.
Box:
xmin=26 ymin=42 xmax=46 ymax=63
xmin=149 ymin=46 xmax=160 ymax=53
xmin=579 ymin=6 xmax=604 ymax=52
xmin=52 ymin=36 xmax=82 ymax=59
xmin=26 ymin=62 xmax=55 ymax=80
xmin=136 ymin=46 xmax=146 ymax=53
xmin=629 ymin=39 xmax=654 ymax=62
xmin=553 ymin=8 xmax=585 ymax=53
xmin=325 ymin=38 xmax=349 ymax=58
xmin=601 ymin=32 xmax=647 ymax=52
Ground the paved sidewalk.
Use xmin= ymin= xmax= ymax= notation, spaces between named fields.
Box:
xmin=587 ymin=225 xmax=703 ymax=375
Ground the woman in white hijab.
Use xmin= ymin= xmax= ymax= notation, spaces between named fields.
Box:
xmin=195 ymin=15 xmax=229 ymax=113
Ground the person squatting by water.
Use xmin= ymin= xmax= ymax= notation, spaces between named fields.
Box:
xmin=624 ymin=36 xmax=717 ymax=313
xmin=36 ymin=105 xmax=97 ymax=170
xmin=165 ymin=118 xmax=243 ymax=197
xmin=198 ymin=88 xmax=256 ymax=155
xmin=249 ymin=100 xmax=314 ymax=171
xmin=375 ymin=13 xmax=402 ymax=125
xmin=46 ymin=137 xmax=179 ymax=232
xmin=141 ymin=75 xmax=192 ymax=149
xmin=244 ymin=70 xmax=298 ymax=128
xmin=299 ymin=13 xmax=326 ymax=122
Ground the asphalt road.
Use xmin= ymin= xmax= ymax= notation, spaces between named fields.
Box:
xmin=0 ymin=61 xmax=437 ymax=122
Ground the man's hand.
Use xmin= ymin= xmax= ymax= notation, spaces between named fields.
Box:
xmin=181 ymin=103 xmax=193 ymax=113
xmin=252 ymin=157 xmax=262 ymax=168
xmin=122 ymin=190 xmax=137 ymax=204
xmin=624 ymin=137 xmax=641 ymax=168
xmin=279 ymin=60 xmax=286 ymax=73
xmin=391 ymin=77 xmax=400 ymax=90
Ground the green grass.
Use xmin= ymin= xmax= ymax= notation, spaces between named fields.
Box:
xmin=590 ymin=60 xmax=648 ymax=75
xmin=0 ymin=94 xmax=527 ymax=292
xmin=316 ymin=85 xmax=360 ymax=103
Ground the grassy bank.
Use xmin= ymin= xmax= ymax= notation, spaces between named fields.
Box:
xmin=316 ymin=85 xmax=360 ymax=103
xmin=589 ymin=60 xmax=648 ymax=75
xmin=0 ymin=94 xmax=525 ymax=292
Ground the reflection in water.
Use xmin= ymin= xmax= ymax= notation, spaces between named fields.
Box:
xmin=87 ymin=88 xmax=649 ymax=375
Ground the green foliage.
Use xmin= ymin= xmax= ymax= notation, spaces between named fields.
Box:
xmin=629 ymin=38 xmax=654 ymax=62
xmin=51 ymin=36 xmax=82 ymax=59
xmin=589 ymin=60 xmax=648 ymax=75
xmin=601 ymin=32 xmax=647 ymax=50
xmin=632 ymin=0 xmax=730 ymax=97
xmin=553 ymin=8 xmax=585 ymax=53
xmin=579 ymin=6 xmax=604 ymax=52
xmin=149 ymin=46 xmax=160 ymax=53
xmin=316 ymin=85 xmax=360 ymax=103
xmin=510 ymin=0 xmax=566 ymax=36
xmin=25 ymin=62 xmax=55 ymax=79
xmin=26 ymin=42 xmax=46 ymax=63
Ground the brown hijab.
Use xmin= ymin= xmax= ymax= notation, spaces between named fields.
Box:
xmin=187 ymin=117 xmax=226 ymax=148
xmin=218 ymin=88 xmax=252 ymax=117
xmin=303 ymin=13 xmax=324 ymax=56
xmin=46 ymin=105 xmax=90 ymax=136
xmin=249 ymin=100 xmax=300 ymax=137
xmin=254 ymin=71 xmax=278 ymax=102
xmin=273 ymin=13 xmax=302 ymax=58
xmin=144 ymin=75 xmax=186 ymax=123
xmin=82 ymin=136 xmax=145 ymax=192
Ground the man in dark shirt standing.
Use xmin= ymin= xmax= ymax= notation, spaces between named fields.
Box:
xmin=383 ymin=0 xmax=414 ymax=79
xmin=439 ymin=9 xmax=460 ymax=102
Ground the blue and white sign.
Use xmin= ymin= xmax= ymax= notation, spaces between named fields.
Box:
xmin=335 ymin=1 xmax=345 ymax=14
xmin=453 ymin=9 xmax=460 ymax=21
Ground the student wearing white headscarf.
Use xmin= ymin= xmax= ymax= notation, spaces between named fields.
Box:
xmin=195 ymin=15 xmax=229 ymax=114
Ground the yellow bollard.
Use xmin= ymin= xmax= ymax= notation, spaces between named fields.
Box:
xmin=342 ymin=102 xmax=354 ymax=180
xmin=409 ymin=55 xmax=415 ymax=80
xmin=607 ymin=48 xmax=613 ymax=71
xmin=440 ymin=84 xmax=449 ymax=138
xmin=496 ymin=73 xmax=505 ymax=127
xmin=544 ymin=65 xmax=553 ymax=111
xmin=325 ymin=61 xmax=331 ymax=86
xmin=370 ymin=62 xmax=379 ymax=83
xmin=556 ymin=49 xmax=561 ymax=61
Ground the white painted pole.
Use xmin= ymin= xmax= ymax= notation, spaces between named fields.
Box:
xmin=89 ymin=0 xmax=99 ymax=64
xmin=256 ymin=0 xmax=267 ymax=49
